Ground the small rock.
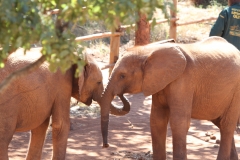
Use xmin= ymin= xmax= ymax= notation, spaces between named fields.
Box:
xmin=205 ymin=138 xmax=209 ymax=142
xmin=210 ymin=135 xmax=216 ymax=140
xmin=205 ymin=132 xmax=211 ymax=136
xmin=110 ymin=152 xmax=116 ymax=155
xmin=216 ymin=139 xmax=220 ymax=144
xmin=213 ymin=144 xmax=219 ymax=148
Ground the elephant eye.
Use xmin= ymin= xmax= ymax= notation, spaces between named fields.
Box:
xmin=120 ymin=74 xmax=125 ymax=79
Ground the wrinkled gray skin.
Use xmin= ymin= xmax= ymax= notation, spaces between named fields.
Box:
xmin=100 ymin=36 xmax=240 ymax=160
xmin=0 ymin=48 xmax=128 ymax=160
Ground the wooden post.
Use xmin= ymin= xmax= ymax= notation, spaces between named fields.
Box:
xmin=109 ymin=31 xmax=121 ymax=75
xmin=169 ymin=0 xmax=177 ymax=41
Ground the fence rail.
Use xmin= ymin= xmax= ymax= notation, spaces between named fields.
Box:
xmin=50 ymin=7 xmax=218 ymax=75
xmin=177 ymin=17 xmax=217 ymax=26
xmin=84 ymin=16 xmax=216 ymax=74
xmin=75 ymin=32 xmax=123 ymax=42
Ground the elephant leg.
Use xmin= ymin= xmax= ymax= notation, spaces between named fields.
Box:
xmin=26 ymin=117 xmax=50 ymax=160
xmin=230 ymin=137 xmax=238 ymax=160
xmin=212 ymin=119 xmax=238 ymax=160
xmin=169 ymin=110 xmax=190 ymax=160
xmin=0 ymin=115 xmax=16 ymax=160
xmin=0 ymin=130 xmax=14 ymax=160
xmin=168 ymin=92 xmax=192 ymax=160
xmin=51 ymin=98 xmax=70 ymax=160
xmin=151 ymin=94 xmax=170 ymax=160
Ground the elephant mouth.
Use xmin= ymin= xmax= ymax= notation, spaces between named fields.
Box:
xmin=83 ymin=97 xmax=92 ymax=106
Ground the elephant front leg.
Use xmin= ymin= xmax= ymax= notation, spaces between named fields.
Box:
xmin=169 ymin=108 xmax=190 ymax=160
xmin=151 ymin=94 xmax=170 ymax=160
xmin=26 ymin=117 xmax=50 ymax=160
xmin=51 ymin=121 xmax=70 ymax=160
xmin=51 ymin=99 xmax=71 ymax=160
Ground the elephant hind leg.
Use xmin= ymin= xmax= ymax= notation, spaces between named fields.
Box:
xmin=0 ymin=135 xmax=13 ymax=160
xmin=26 ymin=117 xmax=50 ymax=160
xmin=230 ymin=137 xmax=238 ymax=160
xmin=0 ymin=119 xmax=16 ymax=160
xmin=212 ymin=118 xmax=238 ymax=160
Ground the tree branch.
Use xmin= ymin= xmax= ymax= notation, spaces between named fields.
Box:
xmin=0 ymin=55 xmax=46 ymax=94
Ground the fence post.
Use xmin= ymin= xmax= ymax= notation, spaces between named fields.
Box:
xmin=109 ymin=31 xmax=120 ymax=76
xmin=169 ymin=0 xmax=177 ymax=41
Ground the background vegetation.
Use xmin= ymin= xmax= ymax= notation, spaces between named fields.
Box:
xmin=0 ymin=0 xmax=165 ymax=71
xmin=0 ymin=0 xmax=166 ymax=94
xmin=75 ymin=0 xmax=225 ymax=60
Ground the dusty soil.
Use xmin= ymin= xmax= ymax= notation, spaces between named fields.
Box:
xmin=8 ymin=56 xmax=240 ymax=160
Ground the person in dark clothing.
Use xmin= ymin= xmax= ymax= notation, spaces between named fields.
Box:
xmin=210 ymin=0 xmax=240 ymax=50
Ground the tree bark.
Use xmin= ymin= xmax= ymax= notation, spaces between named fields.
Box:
xmin=135 ymin=13 xmax=150 ymax=46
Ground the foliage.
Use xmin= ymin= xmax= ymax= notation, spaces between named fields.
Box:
xmin=0 ymin=0 xmax=165 ymax=72
xmin=191 ymin=0 xmax=227 ymax=8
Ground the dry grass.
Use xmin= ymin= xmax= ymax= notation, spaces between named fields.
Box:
xmin=151 ymin=1 xmax=224 ymax=43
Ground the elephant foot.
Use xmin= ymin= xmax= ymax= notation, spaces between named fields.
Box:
xmin=102 ymin=143 xmax=109 ymax=148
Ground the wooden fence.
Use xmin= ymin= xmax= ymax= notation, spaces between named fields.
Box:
xmin=75 ymin=21 xmax=217 ymax=75
xmin=52 ymin=6 xmax=218 ymax=75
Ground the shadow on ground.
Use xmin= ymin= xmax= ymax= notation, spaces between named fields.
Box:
xmin=9 ymin=93 xmax=240 ymax=159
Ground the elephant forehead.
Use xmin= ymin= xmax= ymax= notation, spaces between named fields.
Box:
xmin=115 ymin=60 xmax=134 ymax=71
xmin=120 ymin=54 xmax=144 ymax=65
xmin=89 ymin=64 xmax=102 ymax=80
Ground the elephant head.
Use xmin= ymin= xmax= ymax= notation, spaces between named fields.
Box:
xmin=70 ymin=55 xmax=103 ymax=105
xmin=100 ymin=43 xmax=187 ymax=147
xmin=71 ymin=54 xmax=130 ymax=118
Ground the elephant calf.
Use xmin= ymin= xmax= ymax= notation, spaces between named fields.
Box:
xmin=0 ymin=48 xmax=104 ymax=160
xmin=99 ymin=36 xmax=240 ymax=160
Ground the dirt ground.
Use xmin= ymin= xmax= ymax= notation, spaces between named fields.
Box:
xmin=8 ymin=56 xmax=240 ymax=160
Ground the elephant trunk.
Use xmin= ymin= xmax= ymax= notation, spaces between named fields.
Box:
xmin=109 ymin=94 xmax=130 ymax=116
xmin=100 ymin=91 xmax=113 ymax=148
xmin=100 ymin=85 xmax=131 ymax=148
xmin=101 ymin=111 xmax=110 ymax=147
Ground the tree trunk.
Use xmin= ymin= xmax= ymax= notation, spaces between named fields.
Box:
xmin=135 ymin=13 xmax=150 ymax=46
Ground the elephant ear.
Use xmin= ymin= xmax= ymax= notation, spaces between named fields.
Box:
xmin=142 ymin=45 xmax=187 ymax=96
xmin=78 ymin=66 xmax=85 ymax=95
xmin=78 ymin=53 xmax=92 ymax=94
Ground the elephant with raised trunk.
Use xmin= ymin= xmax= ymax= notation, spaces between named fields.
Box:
xmin=0 ymin=47 xmax=129 ymax=160
xmin=99 ymin=36 xmax=240 ymax=160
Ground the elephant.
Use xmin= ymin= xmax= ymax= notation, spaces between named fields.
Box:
xmin=99 ymin=36 xmax=240 ymax=160
xmin=0 ymin=47 xmax=128 ymax=160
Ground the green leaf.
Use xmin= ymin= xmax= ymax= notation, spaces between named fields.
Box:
xmin=50 ymin=0 xmax=56 ymax=6
xmin=60 ymin=50 xmax=69 ymax=58
xmin=92 ymin=5 xmax=100 ymax=13
xmin=0 ymin=0 xmax=167 ymax=74
xmin=0 ymin=63 xmax=4 ymax=68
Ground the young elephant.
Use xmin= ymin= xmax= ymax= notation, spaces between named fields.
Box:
xmin=0 ymin=48 xmax=104 ymax=160
xmin=100 ymin=36 xmax=240 ymax=160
